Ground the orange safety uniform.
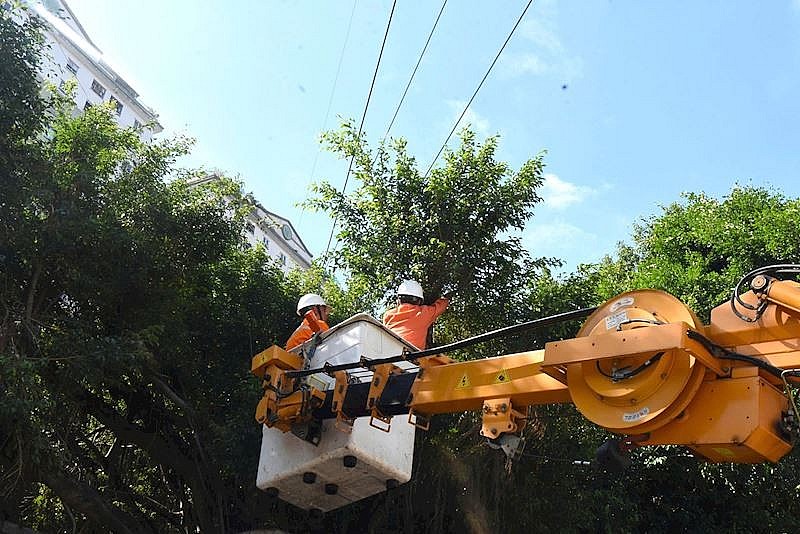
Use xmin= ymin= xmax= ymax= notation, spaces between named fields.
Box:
xmin=382 ymin=297 xmax=449 ymax=349
xmin=285 ymin=311 xmax=329 ymax=351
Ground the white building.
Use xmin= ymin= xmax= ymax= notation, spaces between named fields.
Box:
xmin=245 ymin=203 xmax=313 ymax=274
xmin=28 ymin=0 xmax=162 ymax=141
xmin=188 ymin=175 xmax=313 ymax=274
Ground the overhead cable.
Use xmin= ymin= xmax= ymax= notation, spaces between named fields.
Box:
xmin=323 ymin=0 xmax=398 ymax=262
xmin=381 ymin=0 xmax=448 ymax=144
xmin=299 ymin=0 xmax=359 ymax=227
xmin=422 ymin=0 xmax=534 ymax=178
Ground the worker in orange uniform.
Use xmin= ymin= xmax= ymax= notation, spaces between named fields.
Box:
xmin=286 ymin=293 xmax=330 ymax=351
xmin=383 ymin=280 xmax=449 ymax=350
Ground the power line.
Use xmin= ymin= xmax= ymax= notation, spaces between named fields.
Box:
xmin=322 ymin=0 xmax=398 ymax=261
xmin=325 ymin=0 xmax=448 ymax=270
xmin=298 ymin=0 xmax=358 ymax=227
xmin=422 ymin=0 xmax=534 ymax=178
xmin=380 ymin=0 xmax=448 ymax=144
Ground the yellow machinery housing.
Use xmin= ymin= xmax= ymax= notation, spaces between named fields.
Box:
xmin=255 ymin=274 xmax=800 ymax=467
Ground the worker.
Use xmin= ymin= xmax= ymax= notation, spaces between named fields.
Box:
xmin=383 ymin=280 xmax=449 ymax=349
xmin=286 ymin=293 xmax=330 ymax=351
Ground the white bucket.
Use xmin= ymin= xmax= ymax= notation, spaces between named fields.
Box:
xmin=256 ymin=314 xmax=417 ymax=511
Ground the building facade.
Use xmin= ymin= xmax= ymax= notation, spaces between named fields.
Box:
xmin=20 ymin=1 xmax=311 ymax=273
xmin=28 ymin=0 xmax=162 ymax=141
xmin=245 ymin=204 xmax=313 ymax=274
xmin=187 ymin=176 xmax=313 ymax=273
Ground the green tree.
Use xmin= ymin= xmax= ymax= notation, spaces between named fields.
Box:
xmin=1 ymin=8 xmax=301 ymax=531
xmin=308 ymin=120 xmax=554 ymax=337
xmin=524 ymin=185 xmax=800 ymax=532
xmin=309 ymin=122 xmax=582 ymax=533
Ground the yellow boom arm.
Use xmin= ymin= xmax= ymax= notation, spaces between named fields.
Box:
xmin=253 ymin=276 xmax=800 ymax=464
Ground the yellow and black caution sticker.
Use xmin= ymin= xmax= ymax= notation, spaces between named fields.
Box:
xmin=455 ymin=373 xmax=471 ymax=389
xmin=493 ymin=368 xmax=511 ymax=384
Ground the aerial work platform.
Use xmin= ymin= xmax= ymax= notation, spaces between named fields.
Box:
xmin=255 ymin=315 xmax=417 ymax=511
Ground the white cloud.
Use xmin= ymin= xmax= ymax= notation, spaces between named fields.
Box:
xmin=501 ymin=10 xmax=583 ymax=82
xmin=540 ymin=173 xmax=595 ymax=209
xmin=446 ymin=100 xmax=490 ymax=136
xmin=521 ymin=221 xmax=597 ymax=262
xmin=519 ymin=19 xmax=564 ymax=55
xmin=503 ymin=53 xmax=549 ymax=76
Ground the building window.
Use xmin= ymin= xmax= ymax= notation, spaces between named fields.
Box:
xmin=279 ymin=253 xmax=286 ymax=265
xmin=262 ymin=237 xmax=270 ymax=248
xmin=91 ymin=79 xmax=106 ymax=98
xmin=58 ymin=79 xmax=68 ymax=94
xmin=109 ymin=95 xmax=123 ymax=115
xmin=66 ymin=58 xmax=79 ymax=74
xmin=133 ymin=119 xmax=141 ymax=129
xmin=245 ymin=222 xmax=255 ymax=234
xmin=83 ymin=101 xmax=92 ymax=111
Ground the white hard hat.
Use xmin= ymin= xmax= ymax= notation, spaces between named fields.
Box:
xmin=296 ymin=293 xmax=327 ymax=316
xmin=397 ymin=280 xmax=424 ymax=299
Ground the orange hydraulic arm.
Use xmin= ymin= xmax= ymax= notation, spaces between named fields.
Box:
xmin=253 ymin=267 xmax=800 ymax=465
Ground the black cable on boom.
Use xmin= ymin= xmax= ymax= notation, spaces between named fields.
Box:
xmin=323 ymin=0 xmax=398 ymax=262
xmin=730 ymin=264 xmax=800 ymax=322
xmin=286 ymin=305 xmax=596 ymax=379
xmin=686 ymin=329 xmax=800 ymax=382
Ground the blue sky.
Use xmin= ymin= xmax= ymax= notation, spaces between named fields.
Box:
xmin=66 ymin=0 xmax=800 ymax=270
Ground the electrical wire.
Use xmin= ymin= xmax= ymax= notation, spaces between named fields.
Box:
xmin=322 ymin=0 xmax=398 ymax=263
xmin=285 ymin=305 xmax=596 ymax=379
xmin=422 ymin=0 xmax=534 ymax=178
xmin=380 ymin=0 xmax=448 ymax=144
xmin=298 ymin=0 xmax=359 ymax=227
xmin=595 ymin=352 xmax=664 ymax=382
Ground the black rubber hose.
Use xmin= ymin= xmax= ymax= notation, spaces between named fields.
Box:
xmin=686 ymin=329 xmax=789 ymax=380
xmin=286 ymin=306 xmax=597 ymax=379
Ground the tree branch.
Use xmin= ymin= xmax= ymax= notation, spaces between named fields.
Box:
xmin=39 ymin=468 xmax=145 ymax=534
xmin=72 ymin=387 xmax=221 ymax=531
xmin=24 ymin=263 xmax=41 ymax=327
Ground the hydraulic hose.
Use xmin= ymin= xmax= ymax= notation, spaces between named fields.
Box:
xmin=285 ymin=306 xmax=597 ymax=379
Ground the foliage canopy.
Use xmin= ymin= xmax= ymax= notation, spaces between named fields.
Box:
xmin=309 ymin=120 xmax=553 ymax=337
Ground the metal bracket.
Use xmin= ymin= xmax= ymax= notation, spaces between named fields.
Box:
xmin=366 ymin=364 xmax=403 ymax=432
xmin=412 ymin=354 xmax=454 ymax=368
xmin=408 ymin=409 xmax=431 ymax=431
xmin=479 ymin=398 xmax=527 ymax=439
xmin=369 ymin=414 xmax=392 ymax=432
xmin=486 ymin=433 xmax=526 ymax=461
xmin=331 ymin=371 xmax=354 ymax=433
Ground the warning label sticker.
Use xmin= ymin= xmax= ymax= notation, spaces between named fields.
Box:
xmin=609 ymin=296 xmax=635 ymax=313
xmin=494 ymin=369 xmax=511 ymax=384
xmin=605 ymin=310 xmax=629 ymax=330
xmin=622 ymin=406 xmax=650 ymax=422
xmin=456 ymin=373 xmax=471 ymax=389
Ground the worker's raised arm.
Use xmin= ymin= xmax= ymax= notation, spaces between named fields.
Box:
xmin=421 ymin=296 xmax=449 ymax=321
